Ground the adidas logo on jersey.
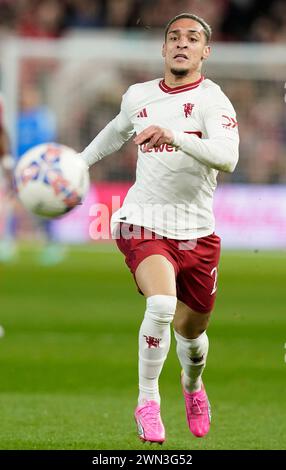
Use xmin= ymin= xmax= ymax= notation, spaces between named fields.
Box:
xmin=137 ymin=108 xmax=148 ymax=118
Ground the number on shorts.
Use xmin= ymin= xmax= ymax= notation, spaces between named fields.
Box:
xmin=210 ymin=267 xmax=218 ymax=295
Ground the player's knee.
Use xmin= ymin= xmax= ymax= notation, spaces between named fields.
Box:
xmin=146 ymin=295 xmax=177 ymax=325
xmin=173 ymin=310 xmax=211 ymax=338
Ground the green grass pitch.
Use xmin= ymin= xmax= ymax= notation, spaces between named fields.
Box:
xmin=0 ymin=246 xmax=285 ymax=450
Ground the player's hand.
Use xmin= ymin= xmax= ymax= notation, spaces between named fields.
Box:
xmin=133 ymin=126 xmax=174 ymax=152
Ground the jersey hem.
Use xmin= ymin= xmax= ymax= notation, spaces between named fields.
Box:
xmin=111 ymin=217 xmax=214 ymax=241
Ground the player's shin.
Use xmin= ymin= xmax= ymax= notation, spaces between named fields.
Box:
xmin=174 ymin=330 xmax=209 ymax=393
xmin=138 ymin=295 xmax=177 ymax=405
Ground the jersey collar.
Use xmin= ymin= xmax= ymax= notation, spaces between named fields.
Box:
xmin=159 ymin=76 xmax=204 ymax=94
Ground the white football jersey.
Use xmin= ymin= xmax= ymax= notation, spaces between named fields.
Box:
xmin=81 ymin=76 xmax=239 ymax=239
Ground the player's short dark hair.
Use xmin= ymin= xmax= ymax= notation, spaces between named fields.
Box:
xmin=164 ymin=13 xmax=212 ymax=44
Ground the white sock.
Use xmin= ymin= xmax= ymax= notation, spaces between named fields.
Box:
xmin=174 ymin=330 xmax=209 ymax=393
xmin=138 ymin=295 xmax=177 ymax=405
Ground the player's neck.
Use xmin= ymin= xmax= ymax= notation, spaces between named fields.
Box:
xmin=164 ymin=71 xmax=202 ymax=88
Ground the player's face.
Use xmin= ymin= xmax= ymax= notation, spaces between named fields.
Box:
xmin=162 ymin=18 xmax=210 ymax=77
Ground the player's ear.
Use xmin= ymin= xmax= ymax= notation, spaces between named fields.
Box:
xmin=162 ymin=43 xmax=166 ymax=58
xmin=202 ymin=45 xmax=210 ymax=61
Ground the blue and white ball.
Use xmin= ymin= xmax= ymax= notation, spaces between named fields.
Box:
xmin=15 ymin=143 xmax=89 ymax=218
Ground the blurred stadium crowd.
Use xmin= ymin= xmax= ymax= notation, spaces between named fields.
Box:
xmin=0 ymin=0 xmax=286 ymax=42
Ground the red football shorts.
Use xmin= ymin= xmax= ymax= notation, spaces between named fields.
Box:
xmin=115 ymin=224 xmax=221 ymax=314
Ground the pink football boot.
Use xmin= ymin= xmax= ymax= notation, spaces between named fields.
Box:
xmin=182 ymin=378 xmax=211 ymax=438
xmin=134 ymin=400 xmax=165 ymax=443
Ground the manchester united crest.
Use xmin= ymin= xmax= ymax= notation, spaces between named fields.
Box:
xmin=183 ymin=103 xmax=194 ymax=118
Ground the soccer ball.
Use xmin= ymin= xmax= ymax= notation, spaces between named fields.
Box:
xmin=15 ymin=143 xmax=89 ymax=218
